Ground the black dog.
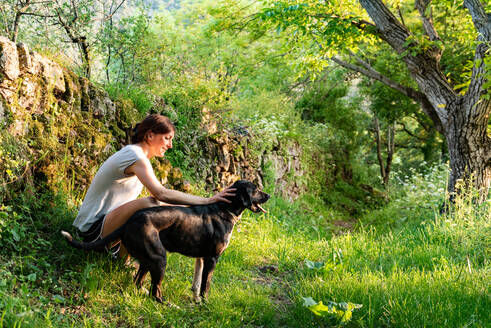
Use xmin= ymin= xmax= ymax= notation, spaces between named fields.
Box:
xmin=62 ymin=180 xmax=269 ymax=303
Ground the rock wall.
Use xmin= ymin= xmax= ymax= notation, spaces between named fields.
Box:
xmin=0 ymin=37 xmax=116 ymax=134
xmin=202 ymin=125 xmax=304 ymax=200
xmin=0 ymin=36 xmax=144 ymax=199
xmin=0 ymin=36 xmax=305 ymax=201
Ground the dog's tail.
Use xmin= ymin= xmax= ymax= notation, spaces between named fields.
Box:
xmin=61 ymin=225 xmax=125 ymax=251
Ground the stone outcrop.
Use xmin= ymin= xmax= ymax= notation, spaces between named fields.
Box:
xmin=0 ymin=37 xmax=110 ymax=132
xmin=0 ymin=36 xmax=20 ymax=81
xmin=0 ymin=37 xmax=305 ymax=201
xmin=0 ymin=38 xmax=148 ymax=197
xmin=203 ymin=124 xmax=304 ymax=200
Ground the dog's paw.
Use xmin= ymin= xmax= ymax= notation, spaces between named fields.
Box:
xmin=138 ymin=287 xmax=150 ymax=297
xmin=165 ymin=301 xmax=181 ymax=309
xmin=61 ymin=230 xmax=73 ymax=242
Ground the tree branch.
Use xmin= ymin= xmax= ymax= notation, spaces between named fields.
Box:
xmin=20 ymin=12 xmax=56 ymax=18
xmin=398 ymin=121 xmax=425 ymax=141
xmin=414 ymin=0 xmax=441 ymax=42
xmin=463 ymin=0 xmax=490 ymax=116
xmin=104 ymin=0 xmax=126 ymax=20
xmin=331 ymin=54 xmax=446 ymax=134
xmin=359 ymin=0 xmax=452 ymax=131
xmin=464 ymin=0 xmax=491 ymax=41
xmin=332 ymin=55 xmax=420 ymax=101
xmin=374 ymin=117 xmax=386 ymax=183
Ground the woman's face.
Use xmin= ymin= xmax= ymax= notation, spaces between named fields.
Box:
xmin=147 ymin=130 xmax=174 ymax=158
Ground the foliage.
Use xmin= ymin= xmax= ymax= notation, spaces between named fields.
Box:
xmin=97 ymin=10 xmax=154 ymax=85
xmin=105 ymin=83 xmax=154 ymax=114
xmin=1 ymin=1 xmax=489 ymax=326
xmin=0 ymin=130 xmax=31 ymax=203
xmin=0 ymin=163 xmax=489 ymax=327
xmin=302 ymin=296 xmax=362 ymax=324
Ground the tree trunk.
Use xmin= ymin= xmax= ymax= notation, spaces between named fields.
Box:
xmin=78 ymin=37 xmax=91 ymax=79
xmin=445 ymin=99 xmax=491 ymax=202
xmin=358 ymin=0 xmax=491 ymax=201
xmin=12 ymin=12 xmax=21 ymax=43
xmin=374 ymin=117 xmax=395 ymax=187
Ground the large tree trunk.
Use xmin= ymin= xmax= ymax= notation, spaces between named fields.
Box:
xmin=446 ymin=99 xmax=491 ymax=201
xmin=357 ymin=0 xmax=491 ymax=201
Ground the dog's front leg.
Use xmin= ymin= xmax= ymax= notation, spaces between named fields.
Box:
xmin=191 ymin=258 xmax=203 ymax=302
xmin=200 ymin=256 xmax=218 ymax=299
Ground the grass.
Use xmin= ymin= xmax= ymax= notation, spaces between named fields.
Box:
xmin=0 ymin=166 xmax=489 ymax=327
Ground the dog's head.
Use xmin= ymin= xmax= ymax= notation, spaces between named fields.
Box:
xmin=228 ymin=180 xmax=270 ymax=213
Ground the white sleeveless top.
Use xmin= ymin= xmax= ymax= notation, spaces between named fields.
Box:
xmin=72 ymin=144 xmax=149 ymax=232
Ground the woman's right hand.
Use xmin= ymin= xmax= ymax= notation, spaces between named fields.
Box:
xmin=208 ymin=186 xmax=236 ymax=204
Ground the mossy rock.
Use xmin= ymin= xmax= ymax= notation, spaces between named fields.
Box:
xmin=62 ymin=69 xmax=81 ymax=108
xmin=115 ymin=99 xmax=143 ymax=129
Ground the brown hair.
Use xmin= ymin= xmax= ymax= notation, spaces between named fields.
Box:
xmin=131 ymin=114 xmax=175 ymax=144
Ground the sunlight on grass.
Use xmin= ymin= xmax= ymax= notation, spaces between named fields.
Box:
xmin=0 ymin=164 xmax=489 ymax=327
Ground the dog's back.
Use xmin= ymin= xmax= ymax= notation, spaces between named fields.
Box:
xmin=123 ymin=204 xmax=235 ymax=258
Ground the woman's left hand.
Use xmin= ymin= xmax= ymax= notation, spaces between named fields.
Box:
xmin=208 ymin=186 xmax=236 ymax=204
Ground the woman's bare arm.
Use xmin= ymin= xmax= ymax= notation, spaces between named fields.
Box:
xmin=126 ymin=159 xmax=235 ymax=205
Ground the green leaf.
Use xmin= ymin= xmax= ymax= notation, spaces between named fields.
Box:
xmin=341 ymin=309 xmax=353 ymax=322
xmin=52 ymin=295 xmax=65 ymax=303
xmin=11 ymin=229 xmax=20 ymax=242
xmin=305 ymin=259 xmax=325 ymax=269
xmin=303 ymin=297 xmax=362 ymax=322
xmin=302 ymin=296 xmax=318 ymax=307
xmin=309 ymin=301 xmax=335 ymax=316
xmin=27 ymin=273 xmax=37 ymax=282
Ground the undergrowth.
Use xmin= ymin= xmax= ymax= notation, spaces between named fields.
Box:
xmin=0 ymin=164 xmax=489 ymax=327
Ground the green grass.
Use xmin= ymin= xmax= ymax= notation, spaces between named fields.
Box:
xmin=0 ymin=169 xmax=489 ymax=327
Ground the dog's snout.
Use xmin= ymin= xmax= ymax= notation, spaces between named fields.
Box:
xmin=256 ymin=191 xmax=270 ymax=203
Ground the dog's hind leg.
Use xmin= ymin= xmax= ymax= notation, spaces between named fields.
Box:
xmin=145 ymin=230 xmax=167 ymax=303
xmin=191 ymin=258 xmax=203 ymax=302
xmin=148 ymin=255 xmax=166 ymax=303
xmin=134 ymin=264 xmax=149 ymax=289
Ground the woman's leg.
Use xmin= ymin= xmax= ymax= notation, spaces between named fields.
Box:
xmin=101 ymin=196 xmax=160 ymax=238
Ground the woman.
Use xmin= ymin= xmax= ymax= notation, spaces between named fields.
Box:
xmin=72 ymin=114 xmax=235 ymax=256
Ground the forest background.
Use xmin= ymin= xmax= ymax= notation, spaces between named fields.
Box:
xmin=0 ymin=0 xmax=489 ymax=327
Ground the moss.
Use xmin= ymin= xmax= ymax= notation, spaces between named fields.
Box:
xmin=115 ymin=99 xmax=143 ymax=129
xmin=62 ymin=69 xmax=81 ymax=108
xmin=0 ymin=97 xmax=13 ymax=127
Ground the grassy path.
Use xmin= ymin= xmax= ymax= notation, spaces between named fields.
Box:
xmin=0 ymin=187 xmax=489 ymax=327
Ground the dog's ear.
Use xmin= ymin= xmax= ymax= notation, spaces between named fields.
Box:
xmin=239 ymin=188 xmax=252 ymax=208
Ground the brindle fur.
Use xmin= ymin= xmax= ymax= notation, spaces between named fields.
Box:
xmin=62 ymin=180 xmax=269 ymax=303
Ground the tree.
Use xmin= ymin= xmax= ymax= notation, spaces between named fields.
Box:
xmin=0 ymin=0 xmax=55 ymax=43
xmin=0 ymin=0 xmax=128 ymax=79
xmin=246 ymin=0 xmax=491 ymax=200
xmin=51 ymin=0 xmax=128 ymax=79
xmin=359 ymin=55 xmax=446 ymax=186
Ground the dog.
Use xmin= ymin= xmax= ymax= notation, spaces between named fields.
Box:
xmin=61 ymin=180 xmax=270 ymax=303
